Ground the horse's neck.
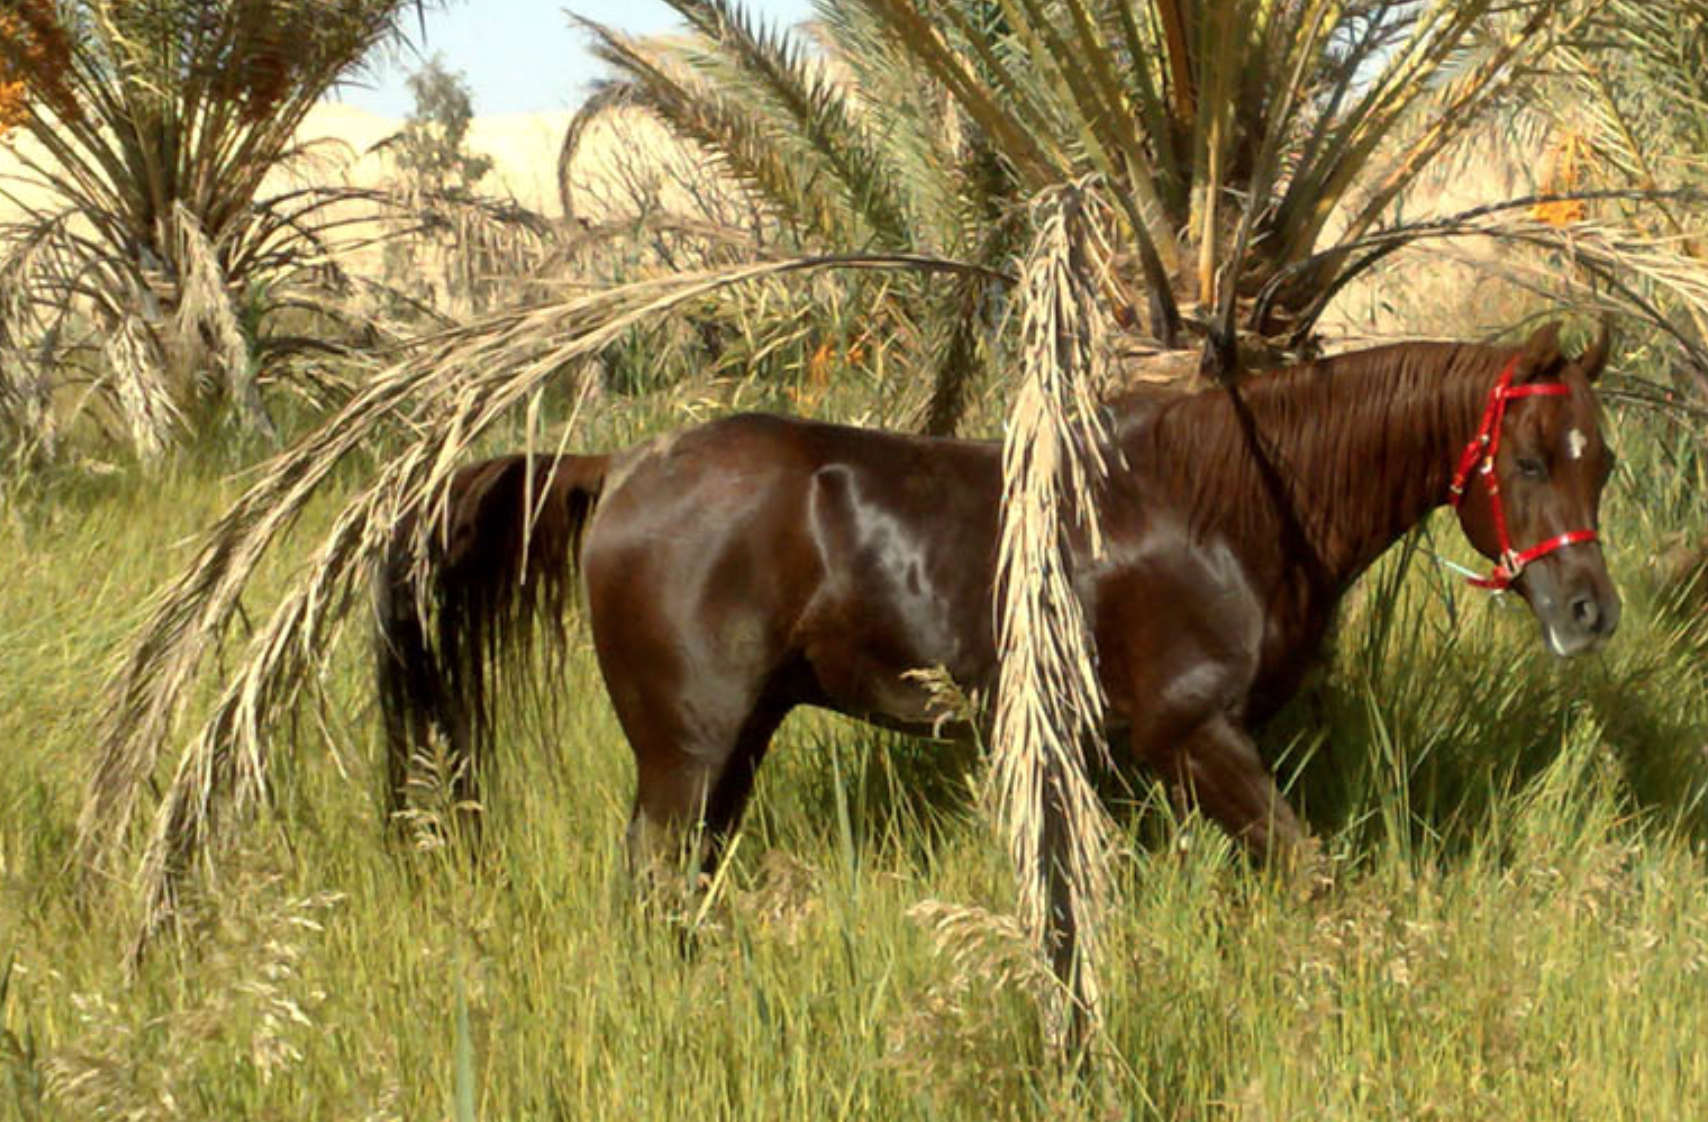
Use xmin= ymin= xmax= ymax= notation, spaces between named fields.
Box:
xmin=1140 ymin=349 xmax=1491 ymax=590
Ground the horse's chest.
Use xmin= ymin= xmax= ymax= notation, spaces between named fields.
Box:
xmin=1248 ymin=586 xmax=1339 ymax=721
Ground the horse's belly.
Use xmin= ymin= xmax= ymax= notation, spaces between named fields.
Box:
xmin=795 ymin=586 xmax=993 ymax=726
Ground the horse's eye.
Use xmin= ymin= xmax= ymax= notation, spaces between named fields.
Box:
xmin=1516 ymin=456 xmax=1547 ymax=479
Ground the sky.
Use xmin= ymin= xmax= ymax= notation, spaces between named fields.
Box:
xmin=334 ymin=0 xmax=817 ymax=118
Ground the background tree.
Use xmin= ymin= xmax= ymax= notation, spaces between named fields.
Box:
xmin=0 ymin=0 xmax=432 ymax=461
xmin=580 ymin=0 xmax=1708 ymax=399
xmin=389 ymin=53 xmax=492 ymax=195
xmin=376 ymin=54 xmax=552 ymax=316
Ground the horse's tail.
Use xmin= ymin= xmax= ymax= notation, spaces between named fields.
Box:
xmin=373 ymin=452 xmax=607 ymax=822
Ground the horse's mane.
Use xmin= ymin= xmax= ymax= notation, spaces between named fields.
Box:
xmin=1119 ymin=341 xmax=1514 ymax=566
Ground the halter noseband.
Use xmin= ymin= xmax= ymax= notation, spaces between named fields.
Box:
xmin=1447 ymin=356 xmax=1598 ymax=591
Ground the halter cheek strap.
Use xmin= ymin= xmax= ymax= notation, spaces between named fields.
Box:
xmin=1447 ymin=356 xmax=1599 ymax=591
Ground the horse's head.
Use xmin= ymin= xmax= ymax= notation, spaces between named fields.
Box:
xmin=1453 ymin=322 xmax=1620 ymax=657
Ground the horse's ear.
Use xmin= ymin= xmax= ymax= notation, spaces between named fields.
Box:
xmin=1516 ymin=321 xmax=1563 ymax=380
xmin=1576 ymin=321 xmax=1613 ymax=383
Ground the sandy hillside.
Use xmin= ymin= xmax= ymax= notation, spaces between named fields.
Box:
xmin=0 ymin=103 xmax=575 ymax=220
xmin=1 ymin=98 xmax=1539 ymax=340
xmin=291 ymin=102 xmax=575 ymax=216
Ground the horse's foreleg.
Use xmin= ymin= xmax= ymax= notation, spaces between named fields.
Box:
xmin=1168 ymin=713 xmax=1304 ymax=862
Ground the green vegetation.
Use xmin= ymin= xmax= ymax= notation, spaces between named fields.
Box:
xmin=2 ymin=374 xmax=1705 ymax=1118
xmin=2 ymin=0 xmax=1706 ymax=1116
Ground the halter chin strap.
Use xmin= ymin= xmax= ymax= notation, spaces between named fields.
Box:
xmin=1447 ymin=356 xmax=1599 ymax=591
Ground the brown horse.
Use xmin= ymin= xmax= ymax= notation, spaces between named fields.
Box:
xmin=374 ymin=323 xmax=1617 ymax=873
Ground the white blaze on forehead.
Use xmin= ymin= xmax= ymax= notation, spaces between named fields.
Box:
xmin=1567 ymin=427 xmax=1588 ymax=461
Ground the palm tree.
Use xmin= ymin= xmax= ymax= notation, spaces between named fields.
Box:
xmin=563 ymin=0 xmax=1024 ymax=432
xmin=1518 ymin=0 xmax=1708 ymax=589
xmin=575 ymin=0 xmax=1708 ymax=381
xmin=0 ymin=0 xmax=432 ymax=460
xmin=1512 ymin=0 xmax=1707 ymax=376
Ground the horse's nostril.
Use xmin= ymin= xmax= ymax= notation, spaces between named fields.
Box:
xmin=1571 ymin=595 xmax=1601 ymax=631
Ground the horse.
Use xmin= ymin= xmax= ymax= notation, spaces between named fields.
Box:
xmin=374 ymin=322 xmax=1618 ymax=876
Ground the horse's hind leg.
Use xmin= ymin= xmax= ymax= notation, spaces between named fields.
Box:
xmin=620 ymin=688 xmax=789 ymax=896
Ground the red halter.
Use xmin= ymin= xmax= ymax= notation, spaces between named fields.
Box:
xmin=1447 ymin=356 xmax=1599 ymax=591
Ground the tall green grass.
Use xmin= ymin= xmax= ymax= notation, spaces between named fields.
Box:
xmin=1 ymin=391 xmax=1705 ymax=1120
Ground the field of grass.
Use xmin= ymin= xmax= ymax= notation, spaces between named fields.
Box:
xmin=3 ymin=380 xmax=1707 ymax=1120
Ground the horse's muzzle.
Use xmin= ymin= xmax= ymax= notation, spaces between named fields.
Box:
xmin=1525 ymin=559 xmax=1621 ymax=658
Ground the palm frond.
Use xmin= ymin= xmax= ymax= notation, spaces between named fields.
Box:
xmin=579 ymin=24 xmax=862 ymax=250
xmin=660 ymin=0 xmax=914 ymax=248
xmin=1266 ymin=190 xmax=1708 ymax=368
xmin=170 ymin=204 xmax=277 ymax=439
xmin=75 ymin=250 xmax=1005 ymax=950
xmin=556 ymin=82 xmax=641 ymax=226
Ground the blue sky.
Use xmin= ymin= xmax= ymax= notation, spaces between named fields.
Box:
xmin=335 ymin=0 xmax=817 ymax=117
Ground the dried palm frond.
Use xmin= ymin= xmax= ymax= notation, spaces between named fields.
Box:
xmin=557 ymin=83 xmax=640 ymax=227
xmin=555 ymin=87 xmax=766 ymax=277
xmin=169 ymin=204 xmax=277 ymax=440
xmin=76 ymin=251 xmax=1001 ymax=955
xmin=102 ymin=314 xmax=181 ymax=459
xmin=1262 ymin=191 xmax=1708 ymax=369
xmin=378 ymin=179 xmax=557 ymax=315
xmin=990 ymin=183 xmax=1118 ymax=1055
